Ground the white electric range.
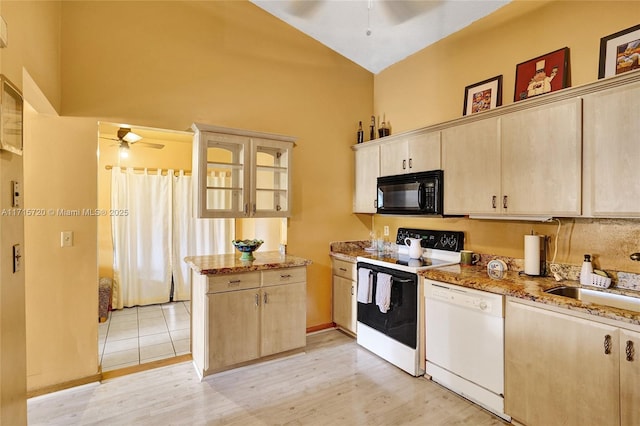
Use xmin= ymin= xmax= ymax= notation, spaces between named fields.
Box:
xmin=355 ymin=228 xmax=464 ymax=376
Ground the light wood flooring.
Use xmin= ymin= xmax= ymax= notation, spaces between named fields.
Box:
xmin=28 ymin=330 xmax=507 ymax=425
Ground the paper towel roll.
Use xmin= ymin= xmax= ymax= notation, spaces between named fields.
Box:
xmin=524 ymin=235 xmax=541 ymax=275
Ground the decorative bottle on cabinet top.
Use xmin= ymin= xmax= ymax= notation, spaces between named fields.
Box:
xmin=357 ymin=121 xmax=364 ymax=144
xmin=580 ymin=254 xmax=593 ymax=286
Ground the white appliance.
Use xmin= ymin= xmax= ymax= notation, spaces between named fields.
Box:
xmin=356 ymin=228 xmax=463 ymax=376
xmin=424 ymin=279 xmax=510 ymax=421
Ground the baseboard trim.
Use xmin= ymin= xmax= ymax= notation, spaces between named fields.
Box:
xmin=27 ymin=373 xmax=102 ymax=398
xmin=306 ymin=322 xmax=334 ymax=333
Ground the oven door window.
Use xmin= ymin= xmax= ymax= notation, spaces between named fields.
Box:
xmin=357 ymin=268 xmax=418 ymax=349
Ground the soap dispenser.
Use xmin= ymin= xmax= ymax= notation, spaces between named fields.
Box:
xmin=580 ymin=254 xmax=593 ymax=286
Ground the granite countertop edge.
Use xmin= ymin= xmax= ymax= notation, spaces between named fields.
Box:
xmin=329 ymin=245 xmax=640 ymax=328
xmin=185 ymin=251 xmax=312 ymax=275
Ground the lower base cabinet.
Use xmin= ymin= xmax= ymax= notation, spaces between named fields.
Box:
xmin=192 ymin=267 xmax=307 ymax=378
xmin=505 ymin=300 xmax=640 ymax=426
xmin=332 ymin=259 xmax=357 ymax=335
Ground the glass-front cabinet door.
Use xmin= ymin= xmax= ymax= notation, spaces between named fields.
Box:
xmin=199 ymin=132 xmax=250 ymax=218
xmin=193 ymin=123 xmax=295 ymax=218
xmin=252 ymin=138 xmax=292 ymax=217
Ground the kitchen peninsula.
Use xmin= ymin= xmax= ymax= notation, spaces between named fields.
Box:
xmin=185 ymin=252 xmax=311 ymax=379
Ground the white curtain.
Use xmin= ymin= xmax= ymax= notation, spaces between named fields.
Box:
xmin=172 ymin=171 xmax=234 ymax=301
xmin=111 ymin=167 xmax=173 ymax=308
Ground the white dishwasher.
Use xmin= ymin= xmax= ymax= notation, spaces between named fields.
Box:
xmin=424 ymin=279 xmax=510 ymax=421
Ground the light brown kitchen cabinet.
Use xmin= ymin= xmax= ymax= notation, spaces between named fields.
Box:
xmin=192 ymin=267 xmax=307 ymax=378
xmin=332 ymin=258 xmax=357 ymax=335
xmin=620 ymin=329 xmax=640 ymax=426
xmin=505 ymin=300 xmax=634 ymax=426
xmin=379 ymin=131 xmax=441 ymax=177
xmin=583 ymin=81 xmax=640 ymax=217
xmin=443 ymin=99 xmax=581 ymax=217
xmin=260 ymin=268 xmax=307 ymax=357
xmin=192 ymin=123 xmax=295 ymax=218
xmin=353 ymin=143 xmax=380 ymax=213
xmin=442 ymin=117 xmax=501 ymax=215
xmin=500 ymin=98 xmax=582 ymax=216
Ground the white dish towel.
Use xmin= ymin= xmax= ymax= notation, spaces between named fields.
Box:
xmin=376 ymin=272 xmax=393 ymax=313
xmin=357 ymin=268 xmax=373 ymax=303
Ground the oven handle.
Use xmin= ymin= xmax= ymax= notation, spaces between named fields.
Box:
xmin=391 ymin=278 xmax=414 ymax=283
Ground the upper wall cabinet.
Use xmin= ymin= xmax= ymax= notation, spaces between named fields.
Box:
xmin=500 ymin=98 xmax=582 ymax=216
xmin=353 ymin=142 xmax=380 ymax=214
xmin=192 ymin=123 xmax=296 ymax=218
xmin=442 ymin=117 xmax=501 ymax=215
xmin=443 ymin=98 xmax=581 ymax=217
xmin=583 ymin=81 xmax=640 ymax=217
xmin=380 ymin=131 xmax=441 ymax=177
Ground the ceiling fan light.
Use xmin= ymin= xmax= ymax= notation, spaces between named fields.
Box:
xmin=119 ymin=141 xmax=130 ymax=158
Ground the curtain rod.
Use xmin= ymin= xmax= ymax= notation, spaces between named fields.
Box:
xmin=104 ymin=165 xmax=192 ymax=175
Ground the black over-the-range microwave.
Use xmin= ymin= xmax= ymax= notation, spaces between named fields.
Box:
xmin=376 ymin=170 xmax=444 ymax=216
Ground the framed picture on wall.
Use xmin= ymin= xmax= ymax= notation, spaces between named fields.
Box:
xmin=514 ymin=47 xmax=570 ymax=102
xmin=462 ymin=75 xmax=503 ymax=116
xmin=0 ymin=75 xmax=23 ymax=156
xmin=598 ymin=24 xmax=640 ymax=79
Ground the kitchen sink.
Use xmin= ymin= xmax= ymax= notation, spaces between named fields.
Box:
xmin=544 ymin=286 xmax=640 ymax=313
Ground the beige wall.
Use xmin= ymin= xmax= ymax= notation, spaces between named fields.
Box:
xmin=372 ymin=0 xmax=640 ymax=273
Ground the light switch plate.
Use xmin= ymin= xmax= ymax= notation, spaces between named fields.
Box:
xmin=383 ymin=226 xmax=389 ymax=236
xmin=13 ymin=244 xmax=21 ymax=272
xmin=61 ymin=231 xmax=73 ymax=247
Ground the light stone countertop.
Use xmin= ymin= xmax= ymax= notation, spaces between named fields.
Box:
xmin=329 ymin=241 xmax=640 ymax=328
xmin=185 ymin=251 xmax=312 ymax=275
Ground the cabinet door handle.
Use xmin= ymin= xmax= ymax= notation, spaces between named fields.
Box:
xmin=228 ymin=279 xmax=241 ymax=287
xmin=280 ymin=274 xmax=292 ymax=279
xmin=244 ymin=203 xmax=249 ymax=215
xmin=503 ymin=195 xmax=508 ymax=209
xmin=255 ymin=293 xmax=260 ymax=306
xmin=409 ymin=158 xmax=413 ymax=169
xmin=374 ymin=199 xmax=377 ymax=209
xmin=339 ymin=267 xmax=347 ymax=272
xmin=626 ymin=340 xmax=635 ymax=362
xmin=351 ymin=285 xmax=354 ymax=296
xmin=252 ymin=204 xmax=257 ymax=214
xmin=492 ymin=195 xmax=497 ymax=209
xmin=604 ymin=334 xmax=612 ymax=355
xmin=263 ymin=292 xmax=268 ymax=304
xmin=402 ymin=159 xmax=406 ymax=170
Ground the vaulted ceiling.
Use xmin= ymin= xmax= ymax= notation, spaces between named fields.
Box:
xmin=250 ymin=0 xmax=511 ymax=74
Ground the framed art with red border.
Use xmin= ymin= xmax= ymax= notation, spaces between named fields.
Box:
xmin=514 ymin=47 xmax=569 ymax=102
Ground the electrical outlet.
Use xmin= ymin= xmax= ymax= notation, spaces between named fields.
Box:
xmin=383 ymin=226 xmax=389 ymax=236
xmin=61 ymin=231 xmax=73 ymax=247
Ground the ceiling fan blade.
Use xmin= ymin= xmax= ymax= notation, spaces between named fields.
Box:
xmin=286 ymin=0 xmax=323 ymax=18
xmin=133 ymin=141 xmax=165 ymax=149
xmin=99 ymin=136 xmax=120 ymax=142
xmin=380 ymin=0 xmax=441 ymax=25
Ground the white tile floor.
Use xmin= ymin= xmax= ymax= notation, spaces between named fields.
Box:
xmin=98 ymin=301 xmax=190 ymax=372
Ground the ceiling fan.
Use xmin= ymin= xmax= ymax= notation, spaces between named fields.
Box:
xmin=100 ymin=127 xmax=165 ymax=152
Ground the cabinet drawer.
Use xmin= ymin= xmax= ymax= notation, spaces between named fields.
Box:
xmin=332 ymin=259 xmax=356 ymax=280
xmin=262 ymin=267 xmax=306 ymax=287
xmin=207 ymin=272 xmax=261 ymax=293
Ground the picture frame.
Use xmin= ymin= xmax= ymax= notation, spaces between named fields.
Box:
xmin=514 ymin=47 xmax=569 ymax=102
xmin=462 ymin=75 xmax=503 ymax=116
xmin=0 ymin=75 xmax=23 ymax=156
xmin=598 ymin=24 xmax=640 ymax=79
